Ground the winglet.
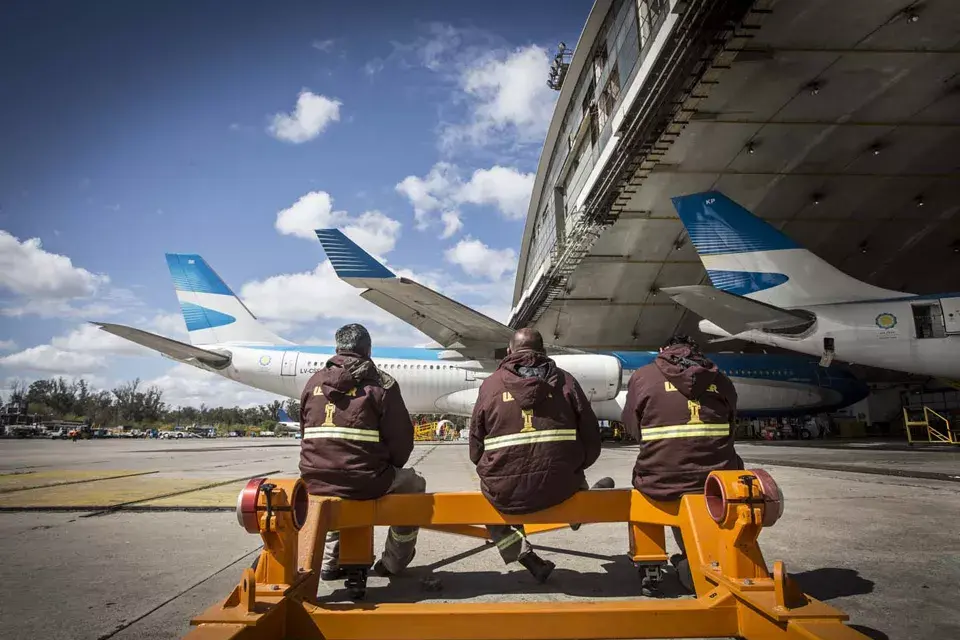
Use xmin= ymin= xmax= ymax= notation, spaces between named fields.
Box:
xmin=315 ymin=229 xmax=395 ymax=279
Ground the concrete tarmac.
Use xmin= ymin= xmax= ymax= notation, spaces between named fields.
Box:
xmin=0 ymin=438 xmax=958 ymax=640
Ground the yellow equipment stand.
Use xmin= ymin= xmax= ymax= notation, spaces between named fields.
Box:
xmin=903 ymin=406 xmax=958 ymax=445
xmin=187 ymin=471 xmax=871 ymax=640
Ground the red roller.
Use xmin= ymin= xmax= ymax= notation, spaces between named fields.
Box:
xmin=752 ymin=469 xmax=784 ymax=527
xmin=236 ymin=477 xmax=266 ymax=533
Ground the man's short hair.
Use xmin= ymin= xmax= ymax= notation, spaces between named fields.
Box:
xmin=663 ymin=334 xmax=700 ymax=351
xmin=509 ymin=327 xmax=545 ymax=354
xmin=335 ymin=323 xmax=372 ymax=357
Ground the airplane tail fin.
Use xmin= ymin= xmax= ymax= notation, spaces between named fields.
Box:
xmin=165 ymin=254 xmax=289 ymax=347
xmin=671 ymin=191 xmax=905 ymax=307
xmin=278 ymin=407 xmax=293 ymax=422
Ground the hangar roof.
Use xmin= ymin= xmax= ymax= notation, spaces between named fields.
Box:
xmin=514 ymin=0 xmax=960 ymax=368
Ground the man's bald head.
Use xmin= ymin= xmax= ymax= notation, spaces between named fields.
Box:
xmin=508 ymin=328 xmax=545 ymax=354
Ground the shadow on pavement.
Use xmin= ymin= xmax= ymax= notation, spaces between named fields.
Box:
xmin=849 ymin=625 xmax=889 ymax=640
xmin=791 ymin=567 xmax=875 ymax=600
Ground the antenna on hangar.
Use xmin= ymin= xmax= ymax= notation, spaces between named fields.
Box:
xmin=547 ymin=42 xmax=573 ymax=91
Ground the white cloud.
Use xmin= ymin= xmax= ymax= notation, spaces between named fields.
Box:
xmin=0 ymin=314 xmax=183 ymax=379
xmin=146 ymin=364 xmax=281 ymax=408
xmin=441 ymin=45 xmax=556 ymax=149
xmin=1 ymin=299 xmax=119 ymax=319
xmin=0 ymin=339 xmax=17 ymax=352
xmin=274 ymin=190 xmax=401 ymax=254
xmin=440 ymin=211 xmax=463 ymax=238
xmin=148 ymin=313 xmax=188 ymax=339
xmin=267 ymin=90 xmax=342 ymax=143
xmin=0 ymin=230 xmax=109 ymax=299
xmin=458 ymin=166 xmax=534 ymax=220
xmin=395 ymin=163 xmax=534 ymax=233
xmin=444 ymin=237 xmax=517 ymax=281
xmin=0 ymin=345 xmax=106 ymax=374
xmin=395 ymin=162 xmax=460 ymax=231
xmin=240 ymin=262 xmax=402 ymax=327
xmin=363 ymin=59 xmax=385 ymax=76
xmin=51 ymin=324 xmax=147 ymax=357
xmin=311 ymin=39 xmax=336 ymax=52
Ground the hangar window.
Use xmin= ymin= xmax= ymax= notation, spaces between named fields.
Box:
xmin=598 ymin=63 xmax=621 ymax=129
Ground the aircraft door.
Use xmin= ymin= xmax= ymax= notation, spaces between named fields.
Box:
xmin=281 ymin=351 xmax=299 ymax=376
xmin=941 ymin=297 xmax=960 ymax=334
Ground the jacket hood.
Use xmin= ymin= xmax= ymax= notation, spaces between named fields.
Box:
xmin=319 ymin=352 xmax=379 ymax=400
xmin=498 ymin=350 xmax=559 ymax=409
xmin=654 ymin=344 xmax=719 ymax=398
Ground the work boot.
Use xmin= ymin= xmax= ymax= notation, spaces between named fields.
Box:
xmin=518 ymin=552 xmax=555 ymax=584
xmin=320 ymin=567 xmax=347 ymax=581
xmin=372 ymin=549 xmax=416 ymax=578
xmin=571 ymin=477 xmax=615 ymax=530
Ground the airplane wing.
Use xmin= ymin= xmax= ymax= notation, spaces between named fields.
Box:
xmin=92 ymin=322 xmax=232 ymax=368
xmin=315 ymin=229 xmax=517 ymax=356
xmin=659 ymin=285 xmax=815 ymax=335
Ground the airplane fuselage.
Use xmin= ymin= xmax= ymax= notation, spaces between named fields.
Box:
xmin=700 ymin=295 xmax=960 ymax=379
xmin=191 ymin=345 xmax=868 ymax=420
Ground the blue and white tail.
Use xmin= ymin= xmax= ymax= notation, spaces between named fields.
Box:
xmin=671 ymin=191 xmax=906 ymax=307
xmin=278 ymin=407 xmax=295 ymax=423
xmin=165 ymin=254 xmax=289 ymax=347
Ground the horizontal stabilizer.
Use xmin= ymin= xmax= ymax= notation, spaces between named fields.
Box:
xmin=660 ymin=285 xmax=815 ymax=335
xmin=92 ymin=322 xmax=231 ymax=368
xmin=315 ymin=229 xmax=513 ymax=352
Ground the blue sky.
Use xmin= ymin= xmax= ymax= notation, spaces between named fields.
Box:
xmin=0 ymin=0 xmax=590 ymax=407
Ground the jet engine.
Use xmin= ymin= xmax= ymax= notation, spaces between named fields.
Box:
xmin=550 ymin=354 xmax=622 ymax=401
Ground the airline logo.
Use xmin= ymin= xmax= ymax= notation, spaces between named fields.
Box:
xmin=875 ymin=313 xmax=897 ymax=330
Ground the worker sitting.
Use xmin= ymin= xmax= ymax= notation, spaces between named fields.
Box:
xmin=470 ymin=328 xmax=614 ymax=583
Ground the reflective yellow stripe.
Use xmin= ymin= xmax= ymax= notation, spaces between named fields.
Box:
xmin=303 ymin=426 xmax=380 ymax=443
xmin=484 ymin=429 xmax=578 ymax=451
xmin=495 ymin=530 xmax=524 ymax=550
xmin=642 ymin=423 xmax=730 ymax=441
xmin=389 ymin=529 xmax=418 ymax=543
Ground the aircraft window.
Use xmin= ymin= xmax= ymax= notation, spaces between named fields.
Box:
xmin=417 ymin=364 xmax=421 ymax=370
xmin=403 ymin=364 xmax=408 ymax=369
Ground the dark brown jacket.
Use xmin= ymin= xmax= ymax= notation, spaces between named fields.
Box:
xmin=470 ymin=350 xmax=602 ymax=515
xmin=621 ymin=345 xmax=742 ymax=502
xmin=299 ymin=352 xmax=414 ymax=499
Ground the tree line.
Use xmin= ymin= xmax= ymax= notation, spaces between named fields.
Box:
xmin=3 ymin=377 xmax=301 ymax=429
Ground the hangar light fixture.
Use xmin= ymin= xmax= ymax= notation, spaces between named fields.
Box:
xmin=952 ymin=240 xmax=960 ymax=254
xmin=812 ymin=192 xmax=824 ymax=205
xmin=745 ymin=142 xmax=756 ymax=154
xmin=859 ymin=241 xmax=869 ymax=254
xmin=906 ymin=11 xmax=920 ymax=23
xmin=915 ymin=195 xmax=925 ymax=207
xmin=869 ymin=143 xmax=883 ymax=156
xmin=805 ymin=81 xmax=821 ymax=96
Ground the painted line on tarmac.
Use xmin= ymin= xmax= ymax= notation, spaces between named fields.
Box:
xmin=0 ymin=470 xmax=36 ymax=477
xmin=0 ymin=470 xmax=160 ymax=494
xmin=79 ymin=469 xmax=282 ymax=517
xmin=95 ymin=545 xmax=264 ymax=640
xmin=409 ymin=444 xmax=439 ymax=467
xmin=742 ymin=457 xmax=960 ymax=483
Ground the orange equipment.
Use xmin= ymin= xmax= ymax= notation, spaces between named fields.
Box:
xmin=186 ymin=470 xmax=871 ymax=639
